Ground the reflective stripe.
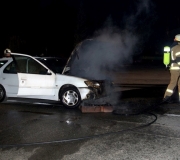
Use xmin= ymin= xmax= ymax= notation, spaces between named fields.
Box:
xmin=170 ymin=67 xmax=180 ymax=70
xmin=171 ymin=51 xmax=175 ymax=60
xmin=166 ymin=89 xmax=173 ymax=93
xmin=170 ymin=63 xmax=180 ymax=70
xmin=175 ymin=52 xmax=180 ymax=56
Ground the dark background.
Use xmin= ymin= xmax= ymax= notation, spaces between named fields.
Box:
xmin=1 ymin=0 xmax=180 ymax=59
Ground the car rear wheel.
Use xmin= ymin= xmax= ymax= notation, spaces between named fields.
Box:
xmin=0 ymin=85 xmax=6 ymax=102
xmin=60 ymin=87 xmax=81 ymax=108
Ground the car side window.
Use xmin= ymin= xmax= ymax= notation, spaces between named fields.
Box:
xmin=28 ymin=58 xmax=48 ymax=74
xmin=3 ymin=61 xmax=17 ymax=74
xmin=13 ymin=55 xmax=48 ymax=74
xmin=0 ymin=60 xmax=8 ymax=68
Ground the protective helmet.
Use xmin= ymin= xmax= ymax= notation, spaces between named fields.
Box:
xmin=4 ymin=48 xmax=11 ymax=54
xmin=174 ymin=34 xmax=180 ymax=41
xmin=4 ymin=48 xmax=11 ymax=57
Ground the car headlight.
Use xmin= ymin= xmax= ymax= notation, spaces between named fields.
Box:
xmin=84 ymin=81 xmax=101 ymax=89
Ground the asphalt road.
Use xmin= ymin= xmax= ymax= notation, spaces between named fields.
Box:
xmin=1 ymin=65 xmax=180 ymax=160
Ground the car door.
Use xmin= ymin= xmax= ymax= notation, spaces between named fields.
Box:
xmin=1 ymin=60 xmax=19 ymax=96
xmin=12 ymin=53 xmax=56 ymax=97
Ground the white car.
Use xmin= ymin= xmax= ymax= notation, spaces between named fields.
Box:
xmin=0 ymin=53 xmax=105 ymax=108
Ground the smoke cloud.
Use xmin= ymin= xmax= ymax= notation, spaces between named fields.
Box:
xmin=68 ymin=0 xmax=155 ymax=81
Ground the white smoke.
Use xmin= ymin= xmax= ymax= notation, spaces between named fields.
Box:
xmin=136 ymin=0 xmax=152 ymax=15
xmin=69 ymin=0 xmax=155 ymax=81
xmin=69 ymin=20 xmax=137 ymax=80
xmin=124 ymin=0 xmax=155 ymax=35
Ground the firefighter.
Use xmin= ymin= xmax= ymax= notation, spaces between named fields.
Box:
xmin=4 ymin=48 xmax=11 ymax=57
xmin=163 ymin=34 xmax=180 ymax=102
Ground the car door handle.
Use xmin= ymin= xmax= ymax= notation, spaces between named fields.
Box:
xmin=20 ymin=78 xmax=26 ymax=84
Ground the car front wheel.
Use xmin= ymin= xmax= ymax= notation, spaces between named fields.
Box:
xmin=0 ymin=85 xmax=6 ymax=102
xmin=60 ymin=87 xmax=81 ymax=108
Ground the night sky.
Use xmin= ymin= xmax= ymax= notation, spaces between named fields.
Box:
xmin=1 ymin=0 xmax=180 ymax=58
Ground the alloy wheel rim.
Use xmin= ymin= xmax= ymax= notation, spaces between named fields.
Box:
xmin=62 ymin=90 xmax=78 ymax=106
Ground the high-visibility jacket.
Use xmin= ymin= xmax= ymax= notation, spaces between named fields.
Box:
xmin=170 ymin=43 xmax=180 ymax=70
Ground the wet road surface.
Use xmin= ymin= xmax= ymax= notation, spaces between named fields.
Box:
xmin=1 ymin=81 xmax=180 ymax=160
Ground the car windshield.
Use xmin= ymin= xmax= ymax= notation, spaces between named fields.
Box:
xmin=36 ymin=57 xmax=67 ymax=74
xmin=0 ymin=60 xmax=8 ymax=68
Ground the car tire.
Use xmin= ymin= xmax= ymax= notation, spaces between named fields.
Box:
xmin=60 ymin=86 xmax=82 ymax=108
xmin=0 ymin=85 xmax=6 ymax=102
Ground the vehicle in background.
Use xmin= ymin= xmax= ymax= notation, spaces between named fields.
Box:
xmin=37 ymin=57 xmax=68 ymax=74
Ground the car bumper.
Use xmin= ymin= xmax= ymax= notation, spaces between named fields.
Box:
xmin=79 ymin=80 xmax=109 ymax=100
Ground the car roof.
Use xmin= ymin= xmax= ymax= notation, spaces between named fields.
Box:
xmin=1 ymin=53 xmax=67 ymax=62
xmin=0 ymin=57 xmax=12 ymax=61
xmin=36 ymin=57 xmax=67 ymax=60
xmin=9 ymin=53 xmax=66 ymax=60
